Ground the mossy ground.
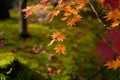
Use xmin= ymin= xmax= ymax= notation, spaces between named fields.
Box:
xmin=0 ymin=11 xmax=120 ymax=80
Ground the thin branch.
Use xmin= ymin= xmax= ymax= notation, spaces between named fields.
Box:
xmin=87 ymin=3 xmax=120 ymax=80
xmin=88 ymin=2 xmax=106 ymax=27
xmin=89 ymin=2 xmax=120 ymax=55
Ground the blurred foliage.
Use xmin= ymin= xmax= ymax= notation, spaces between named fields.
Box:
xmin=0 ymin=73 xmax=11 ymax=80
xmin=0 ymin=5 xmax=120 ymax=79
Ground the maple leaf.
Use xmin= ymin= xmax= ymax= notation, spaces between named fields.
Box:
xmin=104 ymin=10 xmax=120 ymax=21
xmin=67 ymin=19 xmax=76 ymax=26
xmin=104 ymin=9 xmax=120 ymax=28
xmin=57 ymin=34 xmax=66 ymax=42
xmin=64 ymin=11 xmax=72 ymax=17
xmin=111 ymin=21 xmax=120 ymax=28
xmin=104 ymin=0 xmax=120 ymax=10
xmin=48 ymin=32 xmax=65 ymax=46
xmin=54 ymin=44 xmax=66 ymax=55
xmin=104 ymin=61 xmax=114 ymax=69
xmin=67 ymin=15 xmax=82 ymax=26
xmin=96 ymin=41 xmax=115 ymax=64
xmin=96 ymin=30 xmax=120 ymax=64
xmin=97 ymin=0 xmax=120 ymax=28
xmin=49 ymin=10 xmax=60 ymax=22
xmin=52 ymin=32 xmax=61 ymax=39
xmin=104 ymin=57 xmax=120 ymax=70
xmin=52 ymin=32 xmax=66 ymax=42
xmin=105 ymin=29 xmax=120 ymax=44
xmin=49 ymin=0 xmax=89 ymax=26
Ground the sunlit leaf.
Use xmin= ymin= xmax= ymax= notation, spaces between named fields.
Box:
xmin=54 ymin=44 xmax=66 ymax=55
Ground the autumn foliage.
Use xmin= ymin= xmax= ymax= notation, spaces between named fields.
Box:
xmin=23 ymin=0 xmax=120 ymax=70
xmin=48 ymin=32 xmax=66 ymax=55
xmin=96 ymin=29 xmax=120 ymax=69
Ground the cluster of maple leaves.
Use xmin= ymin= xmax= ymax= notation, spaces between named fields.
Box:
xmin=23 ymin=0 xmax=120 ymax=70
xmin=97 ymin=0 xmax=120 ymax=27
xmin=48 ymin=32 xmax=66 ymax=55
xmin=23 ymin=0 xmax=120 ymax=27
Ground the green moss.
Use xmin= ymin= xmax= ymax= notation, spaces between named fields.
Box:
xmin=0 ymin=53 xmax=15 ymax=69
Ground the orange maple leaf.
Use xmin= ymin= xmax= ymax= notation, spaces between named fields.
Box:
xmin=104 ymin=57 xmax=120 ymax=70
xmin=48 ymin=32 xmax=66 ymax=46
xmin=111 ymin=21 xmax=120 ymax=28
xmin=49 ymin=10 xmax=60 ymax=22
xmin=104 ymin=9 xmax=120 ymax=28
xmin=52 ymin=32 xmax=66 ymax=42
xmin=57 ymin=34 xmax=66 ymax=42
xmin=54 ymin=44 xmax=66 ymax=55
xmin=52 ymin=32 xmax=61 ymax=39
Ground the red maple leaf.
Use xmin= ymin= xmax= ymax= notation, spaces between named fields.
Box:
xmin=96 ymin=30 xmax=120 ymax=64
xmin=104 ymin=0 xmax=120 ymax=9
xmin=105 ymin=30 xmax=120 ymax=43
xmin=96 ymin=41 xmax=115 ymax=64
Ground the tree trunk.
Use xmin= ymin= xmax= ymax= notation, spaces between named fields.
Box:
xmin=0 ymin=0 xmax=11 ymax=20
xmin=19 ymin=0 xmax=29 ymax=38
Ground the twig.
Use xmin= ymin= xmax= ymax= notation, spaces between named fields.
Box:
xmin=89 ymin=2 xmax=120 ymax=55
xmin=88 ymin=2 xmax=106 ymax=28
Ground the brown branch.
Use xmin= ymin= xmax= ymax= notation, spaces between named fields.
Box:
xmin=88 ymin=2 xmax=107 ymax=28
